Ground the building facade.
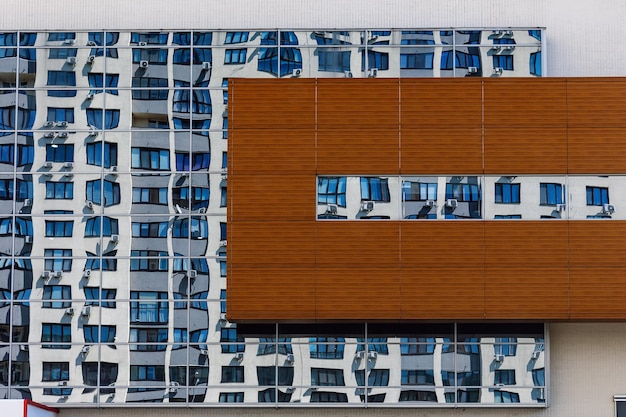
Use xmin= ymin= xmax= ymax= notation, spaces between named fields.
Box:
xmin=0 ymin=1 xmax=626 ymax=416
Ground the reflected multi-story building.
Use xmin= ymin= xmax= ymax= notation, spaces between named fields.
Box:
xmin=0 ymin=29 xmax=551 ymax=407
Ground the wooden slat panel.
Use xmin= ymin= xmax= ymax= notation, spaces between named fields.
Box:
xmin=316 ymin=222 xmax=400 ymax=267
xmin=484 ymin=127 xmax=567 ymax=174
xmin=484 ymin=221 xmax=569 ymax=267
xmin=228 ymin=267 xmax=315 ymax=321
xmin=401 ymin=267 xmax=484 ymax=319
xmin=485 ymin=267 xmax=569 ymax=319
xmin=400 ymin=222 xmax=484 ymax=268
xmin=400 ymin=128 xmax=483 ymax=174
xmin=569 ymin=221 xmax=626 ymax=268
xmin=316 ymin=267 xmax=400 ymax=319
xmin=230 ymin=79 xmax=315 ymax=129
xmin=230 ymin=221 xmax=316 ymax=267
xmin=568 ymin=128 xmax=626 ymax=174
xmin=567 ymin=78 xmax=626 ymax=127
xmin=484 ymin=78 xmax=567 ymax=127
xmin=317 ymin=128 xmax=399 ymax=174
xmin=400 ymin=78 xmax=482 ymax=128
xmin=230 ymin=129 xmax=315 ymax=175
xmin=317 ymin=79 xmax=399 ymax=129
xmin=229 ymin=174 xmax=315 ymax=221
xmin=570 ymin=268 xmax=626 ymax=319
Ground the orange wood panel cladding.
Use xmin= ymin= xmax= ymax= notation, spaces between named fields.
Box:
xmin=228 ymin=78 xmax=626 ymax=322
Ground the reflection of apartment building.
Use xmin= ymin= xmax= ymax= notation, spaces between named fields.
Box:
xmin=0 ymin=1 xmax=625 ymax=416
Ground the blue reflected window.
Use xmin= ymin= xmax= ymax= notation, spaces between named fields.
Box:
xmin=257 ymin=47 xmax=302 ymax=77
xmin=47 ymin=70 xmax=76 ymax=97
xmin=495 ymin=183 xmax=520 ymax=204
xmin=45 ymin=220 xmax=73 ymax=237
xmin=42 ymin=285 xmax=71 ymax=308
xmin=84 ymin=287 xmax=116 ymax=308
xmin=131 ymin=222 xmax=168 ymax=238
xmin=221 ymin=186 xmax=227 ymax=207
xmin=132 ymin=187 xmax=168 ymax=205
xmin=220 ymin=259 xmax=227 ymax=277
xmin=131 ymin=77 xmax=168 ymax=100
xmin=530 ymin=51 xmax=542 ymax=76
xmin=130 ymin=250 xmax=168 ymax=271
xmin=257 ymin=337 xmax=293 ymax=355
xmin=400 ymin=53 xmax=434 ymax=69
xmin=224 ymin=32 xmax=248 ymax=44
xmin=130 ymin=328 xmax=167 ymax=351
xmin=221 ymin=328 xmax=244 ymax=353
xmin=402 ymin=181 xmax=437 ymax=201
xmin=356 ymin=338 xmax=389 ymax=354
xmin=220 ymin=289 xmax=227 ymax=313
xmin=455 ymin=50 xmax=480 ymax=69
xmin=86 ymin=109 xmax=120 ymax=129
xmin=311 ymin=368 xmax=345 ymax=386
xmin=540 ymin=183 xmax=563 ymax=205
xmin=130 ymin=365 xmax=165 ymax=381
xmin=41 ymin=323 xmax=71 ymax=348
xmin=132 ymin=48 xmax=168 ymax=64
xmin=84 ymin=325 xmax=116 ymax=344
xmin=190 ymin=291 xmax=208 ymax=310
xmin=493 ymin=38 xmax=516 ymax=45
xmin=355 ymin=369 xmax=390 ymax=386
xmin=532 ymin=368 xmax=545 ymax=386
xmin=494 ymin=390 xmax=520 ymax=403
xmin=172 ymin=186 xmax=209 ymax=210
xmin=222 ymin=152 xmax=228 ymax=169
xmin=86 ymin=141 xmax=117 ymax=168
xmin=494 ymin=338 xmax=517 ymax=356
xmin=361 ymin=50 xmax=389 ymax=70
xmin=175 ymin=152 xmax=210 ymax=171
xmin=0 ymin=107 xmax=36 ymax=131
xmin=86 ymin=179 xmax=120 ymax=206
xmin=224 ymin=49 xmax=246 ymax=64
xmin=493 ymin=55 xmax=514 ymax=71
xmin=48 ymin=48 xmax=76 ymax=59
xmin=221 ymin=367 xmax=244 ymax=384
xmin=445 ymin=183 xmax=480 ymax=202
xmin=318 ymin=50 xmax=351 ymax=72
xmin=173 ymin=328 xmax=188 ymax=349
xmin=318 ymin=177 xmax=347 ymax=207
xmin=494 ymin=369 xmax=516 ymax=385
xmin=172 ymin=218 xmax=208 ymax=239
xmin=130 ymin=291 xmax=168 ymax=324
xmin=0 ymin=144 xmax=33 ymax=166
xmin=44 ymin=249 xmax=72 ymax=271
xmin=88 ymin=32 xmax=119 ymax=58
xmin=190 ymin=329 xmax=208 ymax=349
xmin=310 ymin=337 xmax=345 ymax=359
xmin=131 ymin=32 xmax=168 ymax=44
xmin=400 ymin=337 xmax=435 ymax=355
xmin=586 ymin=186 xmax=609 ymax=206
xmin=528 ymin=30 xmax=542 ymax=41
xmin=172 ymin=117 xmax=211 ymax=133
xmin=172 ymin=80 xmax=212 ymax=114
xmin=84 ymin=217 xmax=119 ymax=237
xmin=45 ymin=181 xmax=73 ymax=199
xmin=45 ymin=144 xmax=73 ymax=163
xmin=47 ymin=107 xmax=74 ymax=123
xmin=172 ymin=255 xmax=209 ymax=273
xmin=88 ymin=73 xmax=119 ymax=95
xmin=42 ymin=362 xmax=69 ymax=381
xmin=0 ymin=179 xmax=32 ymax=201
xmin=85 ymin=251 xmax=117 ymax=271
xmin=360 ymin=177 xmax=390 ymax=202
xmin=495 ymin=215 xmax=522 ymax=219
xmin=48 ymin=33 xmax=75 ymax=41
xmin=401 ymin=370 xmax=434 ymax=385
xmin=131 ymin=147 xmax=170 ymax=170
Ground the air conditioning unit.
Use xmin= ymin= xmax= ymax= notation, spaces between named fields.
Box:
xmin=198 ymin=207 xmax=206 ymax=214
xmin=85 ymin=200 xmax=94 ymax=209
xmin=355 ymin=351 xmax=365 ymax=360
xmin=44 ymin=121 xmax=55 ymax=128
xmin=492 ymin=30 xmax=504 ymax=36
xmin=44 ymin=161 xmax=53 ymax=169
xmin=219 ymin=312 xmax=228 ymax=323
xmin=168 ymin=381 xmax=179 ymax=393
xmin=81 ymin=345 xmax=90 ymax=354
xmin=491 ymin=46 xmax=503 ymax=53
xmin=24 ymin=235 xmax=32 ymax=244
xmin=43 ymin=132 xmax=55 ymax=139
xmin=82 ymin=269 xmax=91 ymax=278
xmin=19 ymin=344 xmax=28 ymax=352
xmin=361 ymin=201 xmax=375 ymax=211
xmin=57 ymin=132 xmax=69 ymax=139
xmin=110 ymin=234 xmax=119 ymax=243
xmin=446 ymin=199 xmax=458 ymax=208
xmin=63 ymin=162 xmax=73 ymax=169
xmin=87 ymin=55 xmax=95 ymax=64
xmin=63 ymin=172 xmax=73 ymax=179
xmin=326 ymin=204 xmax=338 ymax=215
xmin=603 ymin=203 xmax=616 ymax=214
xmin=81 ymin=306 xmax=91 ymax=317
xmin=139 ymin=60 xmax=149 ymax=68
xmin=219 ymin=240 xmax=227 ymax=247
xmin=285 ymin=387 xmax=295 ymax=393
xmin=286 ymin=353 xmax=295 ymax=363
xmin=493 ymin=67 xmax=504 ymax=75
xmin=368 ymin=68 xmax=378 ymax=78
xmin=24 ymin=198 xmax=32 ymax=207
xmin=58 ymin=381 xmax=68 ymax=387
xmin=53 ymin=271 xmax=63 ymax=278
xmin=344 ymin=70 xmax=353 ymax=78
xmin=56 ymin=121 xmax=68 ymax=128
xmin=41 ymin=270 xmax=51 ymax=279
xmin=138 ymin=41 xmax=147 ymax=46
xmin=63 ymin=39 xmax=75 ymax=45
xmin=505 ymin=46 xmax=516 ymax=51
xmin=109 ymin=165 xmax=118 ymax=172
xmin=292 ymin=68 xmax=302 ymax=77
xmin=368 ymin=351 xmax=378 ymax=360
xmin=60 ymin=395 xmax=68 ymax=400
xmin=86 ymin=92 xmax=94 ymax=100
xmin=555 ymin=203 xmax=566 ymax=212
xmin=188 ymin=269 xmax=198 ymax=279
xmin=65 ymin=307 xmax=74 ymax=316
xmin=504 ymin=30 xmax=514 ymax=36
xmin=86 ymin=41 xmax=97 ymax=46
xmin=200 ymin=349 xmax=209 ymax=356
xmin=531 ymin=350 xmax=541 ymax=360
xmin=235 ymin=352 xmax=244 ymax=361
xmin=424 ymin=200 xmax=435 ymax=207
xmin=467 ymin=66 xmax=478 ymax=73
xmin=88 ymin=129 xmax=98 ymax=137
xmin=202 ymin=62 xmax=211 ymax=70
xmin=66 ymin=56 xmax=77 ymax=65
xmin=494 ymin=354 xmax=505 ymax=362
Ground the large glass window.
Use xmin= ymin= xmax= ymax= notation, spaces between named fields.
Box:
xmin=84 ymin=216 xmax=119 ymax=237
xmin=45 ymin=181 xmax=73 ymax=199
xmin=131 ymin=148 xmax=170 ymax=170
xmin=45 ymin=220 xmax=73 ymax=237
xmin=41 ymin=323 xmax=71 ymax=348
xmin=86 ymin=142 xmax=117 ymax=168
xmin=540 ymin=183 xmax=564 ymax=205
xmin=130 ymin=291 xmax=168 ymax=324
xmin=586 ymin=186 xmax=609 ymax=206
xmin=494 ymin=183 xmax=520 ymax=204
xmin=46 ymin=144 xmax=73 ymax=162
xmin=86 ymin=109 xmax=120 ymax=129
xmin=44 ymin=249 xmax=72 ymax=271
xmin=42 ymin=285 xmax=71 ymax=308
xmin=86 ymin=179 xmax=120 ymax=206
